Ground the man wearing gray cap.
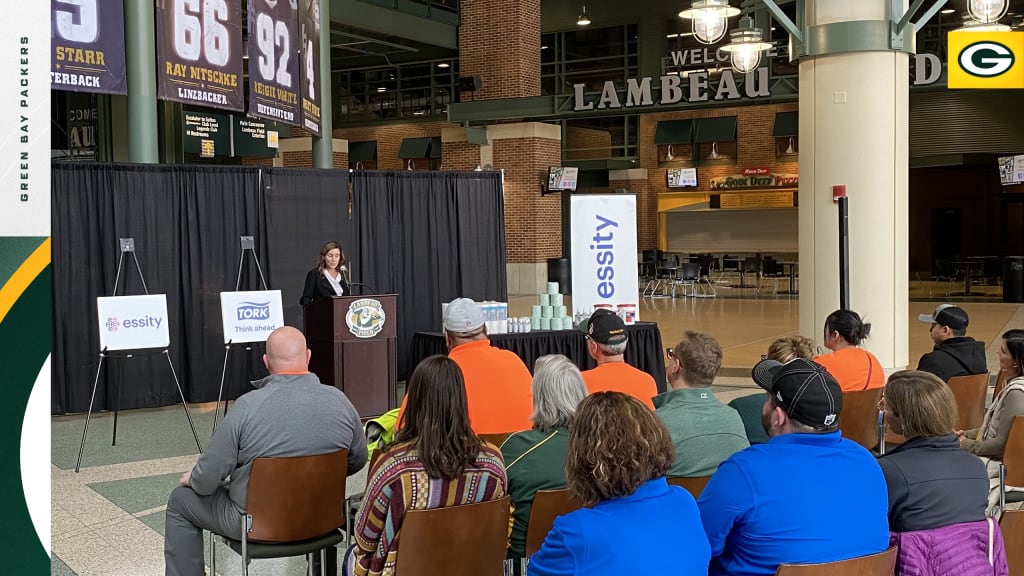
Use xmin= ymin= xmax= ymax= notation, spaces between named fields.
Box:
xmin=429 ymin=297 xmax=532 ymax=435
xmin=697 ymin=358 xmax=888 ymax=575
xmin=917 ymin=304 xmax=987 ymax=382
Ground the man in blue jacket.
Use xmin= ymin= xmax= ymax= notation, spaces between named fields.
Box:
xmin=697 ymin=358 xmax=889 ymax=576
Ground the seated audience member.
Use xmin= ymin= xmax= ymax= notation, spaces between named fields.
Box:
xmin=398 ymin=297 xmax=533 ymax=434
xmin=698 ymin=359 xmax=888 ymax=575
xmin=347 ymin=355 xmax=507 ymax=576
xmin=656 ymin=331 xmax=748 ymax=476
xmin=528 ymin=392 xmax=710 ymax=575
xmin=164 ymin=327 xmax=367 ymax=576
xmin=960 ymin=329 xmax=1024 ymax=513
xmin=916 ymin=304 xmax=987 ymax=382
xmin=813 ymin=309 xmax=885 ymax=391
xmin=878 ymin=371 xmax=1005 ymax=574
xmin=579 ymin=309 xmax=658 ymax=409
xmin=729 ymin=335 xmax=815 ymax=444
xmin=501 ymin=354 xmax=588 ymax=560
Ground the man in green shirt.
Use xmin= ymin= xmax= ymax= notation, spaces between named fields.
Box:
xmin=655 ymin=331 xmax=749 ymax=477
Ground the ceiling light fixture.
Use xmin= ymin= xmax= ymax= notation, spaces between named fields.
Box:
xmin=679 ymin=0 xmax=740 ymax=45
xmin=577 ymin=5 xmax=592 ymax=26
xmin=437 ymin=62 xmax=450 ymax=68
xmin=941 ymin=8 xmax=955 ymax=13
xmin=720 ymin=15 xmax=772 ymax=74
xmin=967 ymin=0 xmax=1008 ymax=23
xmin=957 ymin=11 xmax=1012 ymax=30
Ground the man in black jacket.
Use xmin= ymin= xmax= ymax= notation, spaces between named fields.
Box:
xmin=917 ymin=304 xmax=987 ymax=381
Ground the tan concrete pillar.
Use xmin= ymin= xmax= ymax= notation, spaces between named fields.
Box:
xmin=798 ymin=0 xmax=909 ymax=369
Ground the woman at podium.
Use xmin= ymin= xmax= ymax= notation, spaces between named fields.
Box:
xmin=300 ymin=240 xmax=351 ymax=306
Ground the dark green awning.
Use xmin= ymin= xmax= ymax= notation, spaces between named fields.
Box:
xmin=654 ymin=120 xmax=693 ymax=145
xmin=398 ymin=137 xmax=431 ymax=159
xmin=773 ymin=112 xmax=799 ymax=137
xmin=695 ymin=116 xmax=737 ymax=143
xmin=348 ymin=140 xmax=377 ymax=162
xmin=428 ymin=136 xmax=442 ymax=159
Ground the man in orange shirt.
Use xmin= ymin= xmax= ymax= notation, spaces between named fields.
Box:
xmin=400 ymin=298 xmax=533 ymax=435
xmin=579 ymin=309 xmax=658 ymax=409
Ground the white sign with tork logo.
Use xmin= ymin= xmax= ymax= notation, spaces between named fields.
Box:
xmin=219 ymin=290 xmax=284 ymax=344
xmin=96 ymin=295 xmax=171 ymax=351
xmin=570 ymin=194 xmax=640 ymax=317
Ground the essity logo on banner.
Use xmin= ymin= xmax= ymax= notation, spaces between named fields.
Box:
xmin=948 ymin=32 xmax=1024 ymax=89
xmin=96 ymin=295 xmax=171 ymax=351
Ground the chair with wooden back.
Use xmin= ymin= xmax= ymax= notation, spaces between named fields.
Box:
xmin=838 ymin=388 xmax=885 ymax=451
xmin=1000 ymin=509 xmax=1024 ymax=575
xmin=524 ymin=489 xmax=582 ymax=557
xmin=948 ymin=373 xmax=990 ymax=431
xmin=774 ymin=545 xmax=897 ymax=575
xmin=395 ymin=495 xmax=511 ymax=576
xmin=479 ymin=432 xmax=513 ymax=447
xmin=213 ymin=449 xmax=348 ymax=576
xmin=1000 ymin=416 xmax=1024 ymax=513
xmin=666 ymin=476 xmax=712 ymax=500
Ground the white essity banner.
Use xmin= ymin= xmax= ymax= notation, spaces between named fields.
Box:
xmin=96 ymin=295 xmax=171 ymax=351
xmin=219 ymin=290 xmax=284 ymax=344
xmin=570 ymin=194 xmax=639 ymax=317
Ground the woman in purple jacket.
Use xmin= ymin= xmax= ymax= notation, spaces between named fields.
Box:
xmin=879 ymin=370 xmax=1007 ymax=576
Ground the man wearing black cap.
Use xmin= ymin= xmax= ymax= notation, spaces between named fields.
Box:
xmin=697 ymin=358 xmax=889 ymax=576
xmin=917 ymin=304 xmax=987 ymax=382
xmin=579 ymin=309 xmax=658 ymax=409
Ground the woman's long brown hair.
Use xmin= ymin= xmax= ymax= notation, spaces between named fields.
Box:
xmin=394 ymin=355 xmax=482 ymax=479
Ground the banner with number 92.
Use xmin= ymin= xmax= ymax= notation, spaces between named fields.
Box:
xmin=51 ymin=0 xmax=128 ymax=94
xmin=155 ymin=0 xmax=244 ymax=112
xmin=248 ymin=0 xmax=301 ymax=127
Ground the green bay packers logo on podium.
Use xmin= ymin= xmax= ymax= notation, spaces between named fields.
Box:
xmin=346 ymin=298 xmax=386 ymax=338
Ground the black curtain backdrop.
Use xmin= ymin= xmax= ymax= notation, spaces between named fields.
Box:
xmin=263 ymin=168 xmax=351 ymax=330
xmin=350 ymin=171 xmax=507 ymax=378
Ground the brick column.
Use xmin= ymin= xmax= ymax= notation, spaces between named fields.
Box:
xmin=275 ymin=137 xmax=348 ymax=168
xmin=609 ymin=169 xmax=657 ymax=251
xmin=459 ymin=0 xmax=541 ymax=100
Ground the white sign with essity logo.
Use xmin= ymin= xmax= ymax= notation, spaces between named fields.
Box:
xmin=570 ymin=195 xmax=640 ymax=317
xmin=219 ymin=290 xmax=284 ymax=344
xmin=96 ymin=294 xmax=171 ymax=351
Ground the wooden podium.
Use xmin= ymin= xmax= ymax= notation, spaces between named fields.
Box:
xmin=303 ymin=294 xmax=397 ymax=418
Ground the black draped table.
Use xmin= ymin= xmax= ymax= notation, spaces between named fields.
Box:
xmin=410 ymin=322 xmax=667 ymax=394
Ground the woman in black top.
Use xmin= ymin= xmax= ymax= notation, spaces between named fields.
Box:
xmin=299 ymin=240 xmax=350 ymax=306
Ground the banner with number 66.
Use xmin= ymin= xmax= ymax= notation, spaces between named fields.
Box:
xmin=155 ymin=0 xmax=244 ymax=112
xmin=248 ymin=0 xmax=301 ymax=127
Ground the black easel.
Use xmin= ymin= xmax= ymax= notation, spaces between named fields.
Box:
xmin=211 ymin=236 xmax=269 ymax=434
xmin=75 ymin=238 xmax=202 ymax=473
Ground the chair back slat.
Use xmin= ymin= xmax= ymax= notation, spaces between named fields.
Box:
xmin=947 ymin=373 xmax=990 ymax=431
xmin=775 ymin=545 xmax=897 ymax=575
xmin=524 ymin=489 xmax=581 ymax=557
xmin=666 ymin=476 xmax=712 ymax=500
xmin=839 ymin=388 xmax=884 ymax=451
xmin=245 ymin=449 xmax=347 ymax=542
xmin=1004 ymin=417 xmax=1024 ymax=487
xmin=396 ymin=495 xmax=511 ymax=576
xmin=1000 ymin=509 xmax=1024 ymax=575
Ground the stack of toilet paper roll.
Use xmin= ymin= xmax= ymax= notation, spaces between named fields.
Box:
xmin=531 ymin=282 xmax=571 ymax=330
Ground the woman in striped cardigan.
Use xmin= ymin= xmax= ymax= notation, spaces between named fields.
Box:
xmin=347 ymin=355 xmax=508 ymax=576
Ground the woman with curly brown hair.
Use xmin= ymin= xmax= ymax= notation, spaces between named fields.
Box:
xmin=527 ymin=392 xmax=710 ymax=575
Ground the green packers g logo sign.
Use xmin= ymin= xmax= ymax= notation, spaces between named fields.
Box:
xmin=948 ymin=32 xmax=1024 ymax=88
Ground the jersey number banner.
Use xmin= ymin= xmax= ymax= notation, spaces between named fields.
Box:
xmin=155 ymin=0 xmax=244 ymax=111
xmin=298 ymin=0 xmax=321 ymax=135
xmin=51 ymin=0 xmax=128 ymax=94
xmin=248 ymin=0 xmax=301 ymax=127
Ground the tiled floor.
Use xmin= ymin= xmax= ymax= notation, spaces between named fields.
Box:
xmin=52 ymin=289 xmax=1024 ymax=575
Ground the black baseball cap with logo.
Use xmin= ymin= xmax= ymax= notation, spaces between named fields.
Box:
xmin=580 ymin=309 xmax=627 ymax=345
xmin=918 ymin=304 xmax=969 ymax=332
xmin=751 ymin=358 xmax=843 ymax=431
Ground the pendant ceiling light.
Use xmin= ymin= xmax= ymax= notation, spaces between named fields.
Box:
xmin=968 ymin=0 xmax=1008 ymax=23
xmin=956 ymin=11 xmax=1011 ymax=31
xmin=679 ymin=0 xmax=740 ymax=45
xmin=720 ymin=15 xmax=772 ymax=74
xmin=577 ymin=5 xmax=592 ymax=26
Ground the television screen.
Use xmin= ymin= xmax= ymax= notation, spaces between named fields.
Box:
xmin=548 ymin=166 xmax=579 ymax=191
xmin=998 ymin=155 xmax=1024 ymax=186
xmin=667 ymin=167 xmax=698 ymax=188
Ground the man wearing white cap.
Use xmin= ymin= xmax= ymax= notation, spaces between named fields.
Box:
xmin=917 ymin=304 xmax=987 ymax=382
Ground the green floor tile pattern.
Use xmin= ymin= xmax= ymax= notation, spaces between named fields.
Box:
xmin=89 ymin=473 xmax=183 ymax=515
xmin=51 ymin=555 xmax=76 ymax=576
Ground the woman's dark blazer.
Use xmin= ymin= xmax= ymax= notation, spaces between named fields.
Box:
xmin=299 ymin=268 xmax=351 ymax=306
